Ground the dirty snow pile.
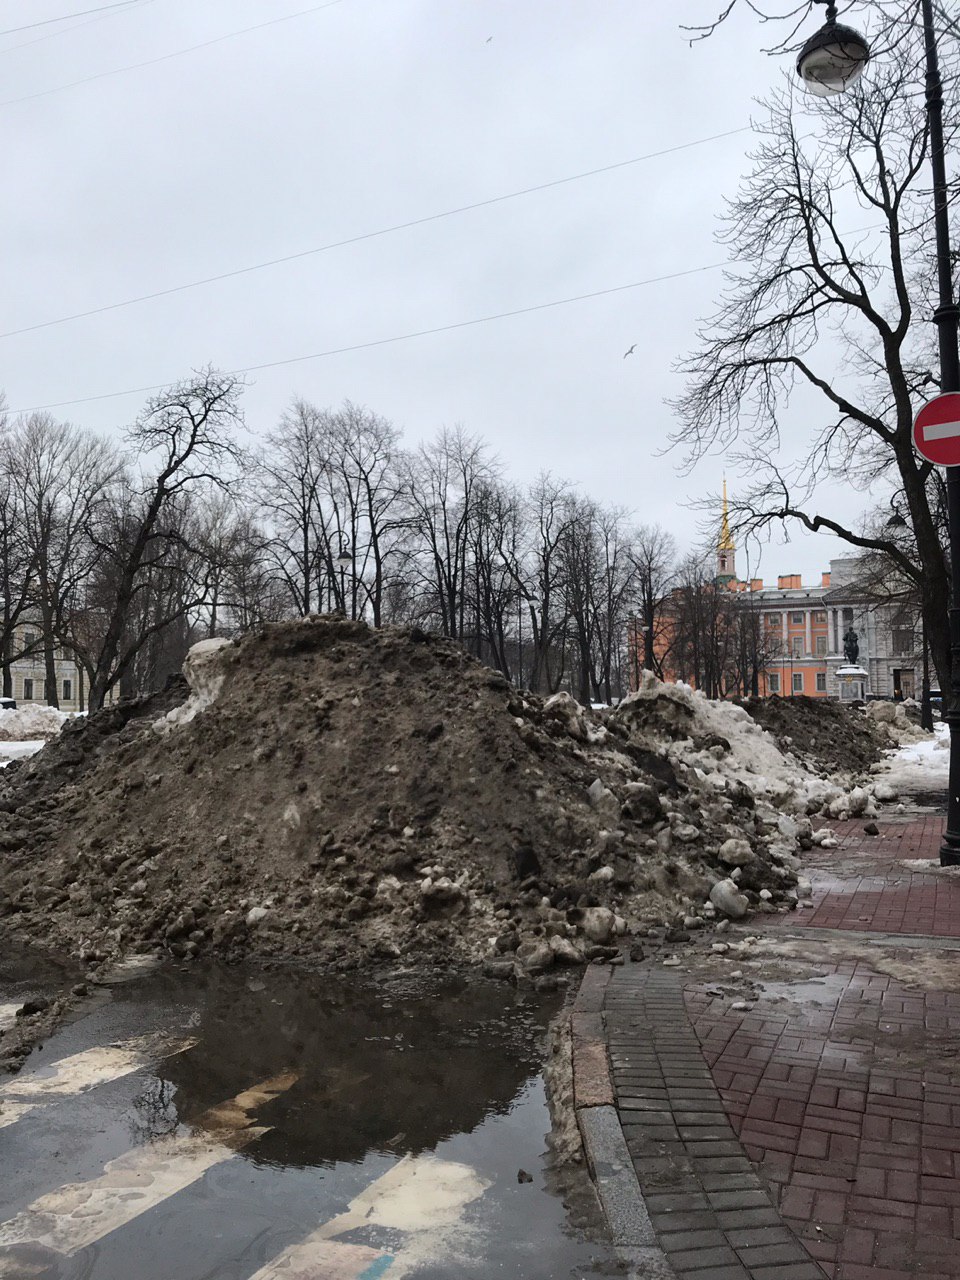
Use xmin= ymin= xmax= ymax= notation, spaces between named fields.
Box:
xmin=0 ymin=620 xmax=845 ymax=979
xmin=0 ymin=704 xmax=71 ymax=769
xmin=617 ymin=674 xmax=889 ymax=822
xmin=738 ymin=694 xmax=888 ymax=777
xmin=864 ymin=698 xmax=931 ymax=747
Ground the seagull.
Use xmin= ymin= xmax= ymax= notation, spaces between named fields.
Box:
xmin=623 ymin=344 xmax=636 ymax=359
xmin=485 ymin=35 xmax=493 ymax=43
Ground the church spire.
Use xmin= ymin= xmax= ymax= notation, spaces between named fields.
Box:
xmin=717 ymin=479 xmax=736 ymax=584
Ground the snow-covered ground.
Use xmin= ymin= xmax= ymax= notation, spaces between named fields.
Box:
xmin=0 ymin=741 xmax=46 ymax=768
xmin=874 ymin=721 xmax=950 ymax=795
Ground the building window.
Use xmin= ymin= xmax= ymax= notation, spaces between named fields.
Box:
xmin=889 ymin=610 xmax=914 ymax=657
xmin=816 ymin=672 xmax=827 ymax=692
xmin=23 ymin=631 xmax=36 ymax=649
xmin=813 ymin=611 xmax=827 ymax=623
xmin=62 ymin=679 xmax=72 ymax=702
xmin=768 ymin=672 xmax=780 ymax=693
xmin=793 ymin=673 xmax=804 ymax=694
xmin=23 ymin=678 xmax=33 ymax=700
xmin=791 ymin=612 xmax=804 ymax=624
xmin=816 ymin=635 xmax=827 ymax=656
xmin=766 ymin=613 xmax=781 ymax=627
xmin=791 ymin=636 xmax=804 ymax=657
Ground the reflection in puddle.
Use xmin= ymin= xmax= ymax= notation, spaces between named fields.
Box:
xmin=0 ymin=969 xmax=614 ymax=1280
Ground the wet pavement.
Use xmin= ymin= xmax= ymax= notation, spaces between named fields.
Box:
xmin=0 ymin=963 xmax=617 ymax=1280
xmin=591 ymin=806 xmax=960 ymax=1280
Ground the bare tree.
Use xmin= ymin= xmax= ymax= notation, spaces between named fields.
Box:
xmin=259 ymin=400 xmax=330 ymax=616
xmin=76 ymin=369 xmax=245 ymax=709
xmin=402 ymin=427 xmax=497 ymax=642
xmin=11 ymin=413 xmax=118 ymax=706
xmin=324 ymin=402 xmax=407 ymax=623
xmin=663 ymin=553 xmax=739 ymax=699
xmin=630 ymin=523 xmax=677 ymax=675
xmin=673 ymin=9 xmax=960 ymax=690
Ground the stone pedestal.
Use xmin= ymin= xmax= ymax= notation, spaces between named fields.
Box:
xmin=836 ymin=663 xmax=869 ymax=702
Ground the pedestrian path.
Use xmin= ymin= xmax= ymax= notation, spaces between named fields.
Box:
xmin=794 ymin=816 xmax=960 ymax=938
xmin=687 ymin=964 xmax=960 ymax=1278
xmin=593 ymin=805 xmax=960 ymax=1280
xmin=605 ymin=966 xmax=825 ymax=1280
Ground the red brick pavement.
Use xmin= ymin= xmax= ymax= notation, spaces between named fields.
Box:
xmin=795 ymin=816 xmax=960 ymax=937
xmin=686 ymin=964 xmax=960 ymax=1279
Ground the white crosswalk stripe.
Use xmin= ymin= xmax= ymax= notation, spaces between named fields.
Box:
xmin=247 ymin=1155 xmax=489 ymax=1280
xmin=0 ymin=1071 xmax=297 ymax=1261
xmin=0 ymin=1032 xmax=495 ymax=1280
xmin=0 ymin=1035 xmax=196 ymax=1130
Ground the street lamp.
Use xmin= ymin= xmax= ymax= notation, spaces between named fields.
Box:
xmin=336 ymin=541 xmax=352 ymax=617
xmin=796 ymin=3 xmax=870 ymax=97
xmin=798 ymin=0 xmax=960 ymax=865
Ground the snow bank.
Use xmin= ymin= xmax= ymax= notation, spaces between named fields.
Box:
xmin=872 ymin=721 xmax=949 ymax=796
xmin=615 ymin=674 xmax=858 ymax=816
xmin=866 ymin=699 xmax=929 ymax=745
xmin=0 ymin=705 xmax=69 ymax=742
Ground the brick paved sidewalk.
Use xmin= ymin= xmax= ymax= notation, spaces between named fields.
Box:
xmin=797 ymin=815 xmax=960 ymax=937
xmin=597 ymin=807 xmax=960 ymax=1280
xmin=687 ymin=963 xmax=960 ymax=1279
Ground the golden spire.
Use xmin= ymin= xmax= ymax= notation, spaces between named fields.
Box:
xmin=718 ymin=479 xmax=735 ymax=552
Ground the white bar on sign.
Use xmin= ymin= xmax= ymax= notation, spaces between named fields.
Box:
xmin=923 ymin=419 xmax=960 ymax=441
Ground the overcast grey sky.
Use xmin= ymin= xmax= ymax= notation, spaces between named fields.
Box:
xmin=0 ymin=0 xmax=872 ymax=582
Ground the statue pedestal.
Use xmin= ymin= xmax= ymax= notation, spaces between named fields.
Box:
xmin=836 ymin=663 xmax=869 ymax=702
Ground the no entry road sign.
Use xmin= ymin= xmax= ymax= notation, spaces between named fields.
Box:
xmin=913 ymin=392 xmax=960 ymax=465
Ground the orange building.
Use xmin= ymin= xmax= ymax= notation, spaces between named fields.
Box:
xmin=636 ymin=489 xmax=835 ymax=698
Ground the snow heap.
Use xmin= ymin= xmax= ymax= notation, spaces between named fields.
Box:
xmin=865 ymin=699 xmax=930 ymax=746
xmin=0 ymin=704 xmax=70 ymax=742
xmin=611 ymin=673 xmax=857 ymax=817
xmin=0 ymin=623 xmax=917 ymax=976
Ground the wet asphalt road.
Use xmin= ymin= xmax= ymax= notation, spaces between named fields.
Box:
xmin=0 ymin=961 xmax=617 ymax=1279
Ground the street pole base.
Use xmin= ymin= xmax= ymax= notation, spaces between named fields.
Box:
xmin=941 ymin=839 xmax=960 ymax=867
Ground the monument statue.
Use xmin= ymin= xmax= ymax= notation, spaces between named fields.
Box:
xmin=843 ymin=627 xmax=859 ymax=664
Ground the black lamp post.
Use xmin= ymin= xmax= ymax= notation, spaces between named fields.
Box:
xmin=887 ymin=505 xmax=934 ymax=731
xmin=798 ymin=0 xmax=960 ymax=864
xmin=337 ymin=541 xmax=352 ymax=618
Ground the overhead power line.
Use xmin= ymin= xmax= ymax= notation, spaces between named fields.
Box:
xmin=0 ymin=0 xmax=347 ymax=107
xmin=0 ymin=125 xmax=753 ymax=341
xmin=0 ymin=0 xmax=159 ymax=58
xmin=8 ymin=260 xmax=729 ymax=414
xmin=0 ymin=1 xmax=142 ymax=38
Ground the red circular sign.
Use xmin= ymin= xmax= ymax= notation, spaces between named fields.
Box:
xmin=913 ymin=392 xmax=960 ymax=465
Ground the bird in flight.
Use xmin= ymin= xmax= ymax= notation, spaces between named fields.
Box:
xmin=486 ymin=36 xmax=493 ymax=43
xmin=623 ymin=344 xmax=637 ymax=359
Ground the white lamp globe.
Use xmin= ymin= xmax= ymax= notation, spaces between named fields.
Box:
xmin=797 ymin=20 xmax=870 ymax=97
